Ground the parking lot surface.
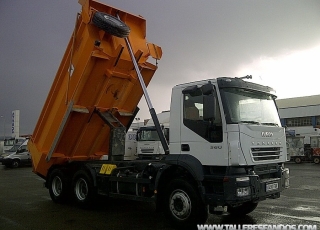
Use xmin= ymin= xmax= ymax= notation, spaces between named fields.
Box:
xmin=0 ymin=163 xmax=319 ymax=230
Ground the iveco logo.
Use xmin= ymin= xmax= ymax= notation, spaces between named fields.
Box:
xmin=261 ymin=132 xmax=273 ymax=137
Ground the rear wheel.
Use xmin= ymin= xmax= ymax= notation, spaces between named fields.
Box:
xmin=294 ymin=157 xmax=302 ymax=164
xmin=313 ymin=157 xmax=320 ymax=164
xmin=164 ymin=179 xmax=208 ymax=229
xmin=72 ymin=170 xmax=96 ymax=206
xmin=228 ymin=202 xmax=258 ymax=215
xmin=48 ymin=169 xmax=70 ymax=203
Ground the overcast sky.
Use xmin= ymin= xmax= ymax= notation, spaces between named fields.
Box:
xmin=0 ymin=0 xmax=319 ymax=136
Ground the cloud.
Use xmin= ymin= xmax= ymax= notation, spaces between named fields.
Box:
xmin=0 ymin=0 xmax=319 ymax=134
xmin=235 ymin=44 xmax=320 ymax=99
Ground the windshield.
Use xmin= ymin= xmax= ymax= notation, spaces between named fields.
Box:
xmin=8 ymin=144 xmax=21 ymax=152
xmin=137 ymin=129 xmax=160 ymax=141
xmin=4 ymin=139 xmax=15 ymax=146
xmin=220 ymin=88 xmax=281 ymax=126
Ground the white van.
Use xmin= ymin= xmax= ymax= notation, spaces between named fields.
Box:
xmin=1 ymin=140 xmax=31 ymax=168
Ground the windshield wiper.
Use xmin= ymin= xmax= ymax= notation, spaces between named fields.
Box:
xmin=239 ymin=120 xmax=260 ymax=125
xmin=261 ymin=122 xmax=279 ymax=127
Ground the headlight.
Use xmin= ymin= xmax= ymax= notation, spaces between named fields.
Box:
xmin=236 ymin=177 xmax=249 ymax=182
xmin=236 ymin=187 xmax=251 ymax=197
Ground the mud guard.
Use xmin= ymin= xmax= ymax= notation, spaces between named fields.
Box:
xmin=155 ymin=154 xmax=206 ymax=203
xmin=163 ymin=154 xmax=204 ymax=180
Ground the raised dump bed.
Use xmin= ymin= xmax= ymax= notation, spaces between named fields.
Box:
xmin=28 ymin=0 xmax=162 ymax=178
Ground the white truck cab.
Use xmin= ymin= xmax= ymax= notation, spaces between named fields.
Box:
xmin=169 ymin=77 xmax=288 ymax=166
xmin=136 ymin=111 xmax=170 ymax=159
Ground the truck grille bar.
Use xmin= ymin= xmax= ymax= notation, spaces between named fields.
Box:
xmin=140 ymin=148 xmax=154 ymax=154
xmin=251 ymin=147 xmax=281 ymax=161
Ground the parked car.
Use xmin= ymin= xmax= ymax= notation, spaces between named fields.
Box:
xmin=0 ymin=143 xmax=22 ymax=160
xmin=1 ymin=140 xmax=32 ymax=168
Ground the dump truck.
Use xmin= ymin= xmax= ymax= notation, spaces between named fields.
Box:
xmin=310 ymin=136 xmax=320 ymax=164
xmin=286 ymin=127 xmax=320 ymax=164
xmin=29 ymin=0 xmax=289 ymax=229
xmin=286 ymin=135 xmax=305 ymax=163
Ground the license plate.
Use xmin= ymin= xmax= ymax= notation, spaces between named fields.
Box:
xmin=266 ymin=182 xmax=278 ymax=192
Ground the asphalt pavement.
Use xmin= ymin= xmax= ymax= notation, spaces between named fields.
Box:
xmin=0 ymin=162 xmax=319 ymax=230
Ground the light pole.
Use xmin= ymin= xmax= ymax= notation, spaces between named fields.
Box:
xmin=0 ymin=115 xmax=5 ymax=140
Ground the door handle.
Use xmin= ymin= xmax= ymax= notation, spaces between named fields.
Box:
xmin=181 ymin=144 xmax=190 ymax=151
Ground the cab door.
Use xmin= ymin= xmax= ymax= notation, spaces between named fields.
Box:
xmin=16 ymin=145 xmax=31 ymax=165
xmin=180 ymin=83 xmax=227 ymax=166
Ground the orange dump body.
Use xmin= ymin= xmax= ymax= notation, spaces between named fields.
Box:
xmin=28 ymin=0 xmax=162 ymax=178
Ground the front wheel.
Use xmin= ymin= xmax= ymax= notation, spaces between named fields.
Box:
xmin=314 ymin=157 xmax=320 ymax=164
xmin=164 ymin=179 xmax=208 ymax=229
xmin=12 ymin=159 xmax=20 ymax=168
xmin=72 ymin=170 xmax=96 ymax=206
xmin=228 ymin=202 xmax=258 ymax=215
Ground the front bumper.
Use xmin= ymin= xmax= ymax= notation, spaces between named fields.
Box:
xmin=204 ymin=165 xmax=289 ymax=206
xmin=1 ymin=158 xmax=14 ymax=165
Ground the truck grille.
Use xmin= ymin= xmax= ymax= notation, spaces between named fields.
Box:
xmin=140 ymin=148 xmax=154 ymax=154
xmin=251 ymin=147 xmax=281 ymax=161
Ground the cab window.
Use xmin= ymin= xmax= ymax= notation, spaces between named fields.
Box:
xmin=183 ymin=86 xmax=222 ymax=143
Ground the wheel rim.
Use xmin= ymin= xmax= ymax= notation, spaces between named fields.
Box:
xmin=52 ymin=176 xmax=62 ymax=197
xmin=169 ymin=189 xmax=192 ymax=220
xmin=12 ymin=161 xmax=19 ymax=168
xmin=315 ymin=158 xmax=319 ymax=164
xmin=75 ymin=178 xmax=88 ymax=201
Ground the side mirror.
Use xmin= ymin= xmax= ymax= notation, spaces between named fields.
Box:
xmin=201 ymin=82 xmax=214 ymax=95
xmin=203 ymin=95 xmax=216 ymax=121
xmin=182 ymin=85 xmax=198 ymax=94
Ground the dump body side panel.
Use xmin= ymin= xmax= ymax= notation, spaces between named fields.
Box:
xmin=29 ymin=0 xmax=162 ymax=178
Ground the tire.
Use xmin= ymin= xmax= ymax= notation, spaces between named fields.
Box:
xmin=92 ymin=12 xmax=130 ymax=38
xmin=294 ymin=157 xmax=302 ymax=164
xmin=164 ymin=178 xmax=208 ymax=229
xmin=305 ymin=150 xmax=311 ymax=159
xmin=228 ymin=202 xmax=258 ymax=215
xmin=72 ymin=170 xmax=96 ymax=206
xmin=48 ymin=169 xmax=70 ymax=203
xmin=314 ymin=157 xmax=320 ymax=164
xmin=12 ymin=159 xmax=20 ymax=168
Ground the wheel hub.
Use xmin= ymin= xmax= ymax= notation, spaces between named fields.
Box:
xmin=75 ymin=178 xmax=88 ymax=201
xmin=12 ymin=161 xmax=19 ymax=168
xmin=170 ymin=190 xmax=191 ymax=220
xmin=52 ymin=177 xmax=62 ymax=197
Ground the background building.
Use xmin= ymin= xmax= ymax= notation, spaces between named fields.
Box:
xmin=277 ymin=95 xmax=320 ymax=144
